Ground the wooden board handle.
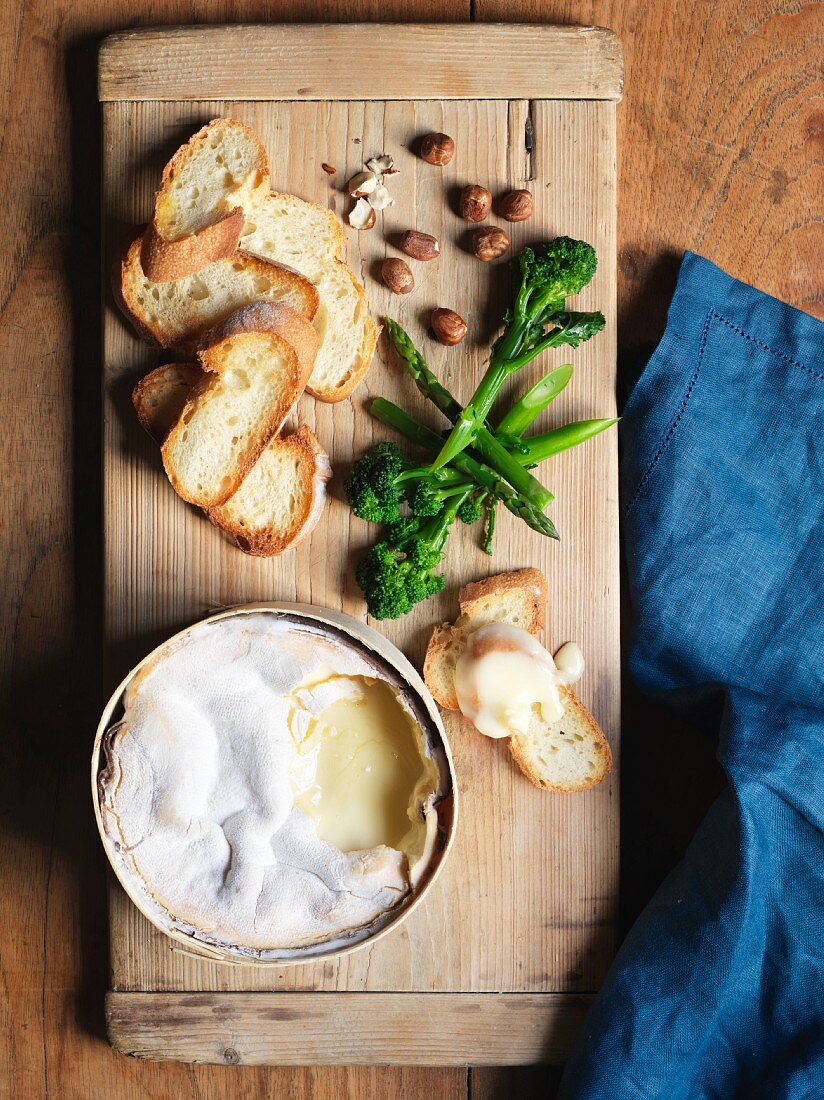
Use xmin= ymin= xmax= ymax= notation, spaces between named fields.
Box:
xmin=98 ymin=23 xmax=623 ymax=103
xmin=106 ymin=991 xmax=594 ymax=1065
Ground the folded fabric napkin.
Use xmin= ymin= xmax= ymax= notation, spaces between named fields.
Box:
xmin=560 ymin=253 xmax=824 ymax=1099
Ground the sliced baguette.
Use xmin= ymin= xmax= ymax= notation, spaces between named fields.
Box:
xmin=208 ymin=425 xmax=331 ymax=556
xmin=117 ymin=236 xmax=319 ymax=351
xmin=161 ymin=302 xmax=318 ymax=508
xmin=141 ymin=118 xmax=270 ymax=282
xmin=133 ymin=363 xmax=330 ymax=557
xmin=132 ymin=363 xmax=206 ymax=443
xmin=423 ymin=568 xmax=611 ymax=792
xmin=424 ymin=568 xmax=548 ymax=711
xmin=240 ymin=191 xmax=380 ymax=402
xmin=509 ymin=685 xmax=612 ymax=793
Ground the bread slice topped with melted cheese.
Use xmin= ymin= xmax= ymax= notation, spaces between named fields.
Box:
xmin=424 ymin=569 xmax=611 ymax=793
xmin=141 ymin=118 xmax=270 ymax=282
xmin=117 ymin=236 xmax=319 ymax=351
xmin=133 ymin=361 xmax=330 ymax=556
xmin=161 ymin=302 xmax=318 ymax=508
xmin=425 ymin=569 xmax=548 ymax=711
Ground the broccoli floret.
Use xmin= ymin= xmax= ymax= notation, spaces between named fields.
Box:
xmin=409 ymin=479 xmax=450 ymax=518
xmin=434 ymin=237 xmax=604 ymax=473
xmin=345 ymin=442 xmax=407 ymax=523
xmin=355 ymin=488 xmax=473 ymax=619
xmin=346 ymin=442 xmax=473 ymax=524
xmin=522 ymin=236 xmax=598 ymax=308
xmin=355 ymin=539 xmax=446 ymax=620
xmin=457 ymin=492 xmax=484 ymax=525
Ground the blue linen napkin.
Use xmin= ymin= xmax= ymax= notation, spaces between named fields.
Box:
xmin=559 ymin=253 xmax=824 ymax=1099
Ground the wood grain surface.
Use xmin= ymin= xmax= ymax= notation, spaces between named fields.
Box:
xmin=1 ymin=2 xmax=820 ymax=1098
xmin=105 ymin=992 xmax=593 ymax=1065
xmin=99 ymin=24 xmax=623 ymax=101
xmin=100 ymin=51 xmax=619 ymax=1061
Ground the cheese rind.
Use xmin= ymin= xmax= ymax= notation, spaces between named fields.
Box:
xmin=98 ymin=614 xmax=443 ymax=955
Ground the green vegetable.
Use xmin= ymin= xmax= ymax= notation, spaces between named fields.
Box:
xmin=430 ymin=238 xmax=605 ymax=470
xmin=496 ymin=363 xmax=573 ymax=436
xmin=369 ymin=398 xmax=559 ymax=540
xmin=355 ymin=488 xmax=472 ymax=619
xmin=516 ymin=418 xmax=620 ymax=465
xmin=384 ymin=318 xmax=554 ymax=506
xmin=345 ymin=441 xmax=470 ymax=523
xmin=482 ymin=500 xmax=497 ymax=556
xmin=349 ymin=240 xmax=615 ymax=619
xmin=457 ymin=491 xmax=485 ymax=526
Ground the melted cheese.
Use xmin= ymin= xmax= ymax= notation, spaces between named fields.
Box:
xmin=454 ymin=625 xmax=585 ymax=740
xmin=292 ymin=678 xmax=439 ymax=864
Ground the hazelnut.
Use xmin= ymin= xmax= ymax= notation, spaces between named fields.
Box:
xmin=381 ymin=258 xmax=415 ymax=295
xmin=471 ymin=225 xmax=510 ymax=261
xmin=348 ymin=198 xmax=376 ymax=231
xmin=459 ymin=184 xmax=492 ymax=222
xmin=431 ymin=308 xmax=467 ymax=346
xmin=398 ymin=230 xmax=441 ymax=261
xmin=348 ymin=170 xmax=378 ymax=197
xmin=420 ymin=132 xmax=455 ymax=166
xmin=498 ymin=188 xmax=534 ymax=222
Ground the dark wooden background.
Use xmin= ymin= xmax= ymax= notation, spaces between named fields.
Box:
xmin=0 ymin=2 xmax=819 ymax=1098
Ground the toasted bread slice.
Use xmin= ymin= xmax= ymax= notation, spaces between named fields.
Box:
xmin=423 ymin=567 xmax=610 ymax=791
xmin=240 ymin=192 xmax=379 ymax=402
xmin=424 ymin=569 xmax=548 ymax=710
xmin=161 ymin=303 xmax=318 ymax=508
xmin=132 ymin=363 xmax=330 ymax=557
xmin=132 ymin=363 xmax=206 ymax=443
xmin=117 ymin=237 xmax=319 ymax=351
xmin=208 ymin=425 xmax=331 ymax=556
xmin=509 ymin=685 xmax=612 ymax=792
xmin=240 ymin=190 xmax=345 ymax=276
xmin=141 ymin=118 xmax=270 ymax=282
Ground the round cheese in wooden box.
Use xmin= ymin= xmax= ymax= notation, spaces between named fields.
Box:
xmin=92 ymin=603 xmax=456 ymax=964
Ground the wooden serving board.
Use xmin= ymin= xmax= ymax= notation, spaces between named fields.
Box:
xmin=100 ymin=23 xmax=622 ymax=1066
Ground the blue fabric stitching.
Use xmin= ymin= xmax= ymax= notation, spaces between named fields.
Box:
xmin=624 ymin=310 xmax=711 ymax=516
xmin=625 ymin=309 xmax=824 ymax=517
xmin=711 ymin=313 xmax=824 ymax=382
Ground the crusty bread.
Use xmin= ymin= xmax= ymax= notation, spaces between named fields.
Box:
xmin=424 ymin=569 xmax=548 ymax=710
xmin=509 ymin=685 xmax=612 ymax=793
xmin=240 ymin=190 xmax=345 ymax=277
xmin=132 ymin=363 xmax=206 ymax=443
xmin=208 ymin=425 xmax=331 ymax=556
xmin=141 ymin=118 xmax=270 ymax=282
xmin=132 ymin=362 xmax=330 ymax=557
xmin=161 ymin=302 xmax=318 ymax=508
xmin=118 ymin=236 xmax=319 ymax=350
xmin=423 ymin=568 xmax=610 ymax=792
xmin=240 ymin=191 xmax=380 ymax=402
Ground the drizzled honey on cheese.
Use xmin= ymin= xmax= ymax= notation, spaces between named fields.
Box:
xmin=97 ymin=613 xmax=445 ymax=958
xmin=454 ymin=624 xmax=584 ymax=740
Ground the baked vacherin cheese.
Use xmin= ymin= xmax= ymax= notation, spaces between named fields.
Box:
xmin=98 ymin=611 xmax=448 ymax=958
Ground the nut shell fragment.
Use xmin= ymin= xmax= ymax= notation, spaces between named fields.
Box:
xmin=348 ymin=198 xmax=377 ymax=230
xmin=348 ymin=171 xmax=378 ymax=197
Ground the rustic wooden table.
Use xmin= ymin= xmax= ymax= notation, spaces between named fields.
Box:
xmin=0 ymin=2 xmax=819 ymax=1098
